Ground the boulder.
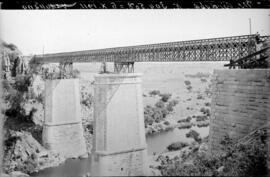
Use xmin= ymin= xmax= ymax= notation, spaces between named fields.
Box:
xmin=9 ymin=171 xmax=29 ymax=177
xmin=1 ymin=174 xmax=11 ymax=177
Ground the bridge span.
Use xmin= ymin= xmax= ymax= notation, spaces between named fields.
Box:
xmin=32 ymin=34 xmax=269 ymax=64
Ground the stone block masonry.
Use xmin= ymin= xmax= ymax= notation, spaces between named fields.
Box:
xmin=209 ymin=69 xmax=270 ymax=160
xmin=91 ymin=73 xmax=148 ymax=176
xmin=42 ymin=79 xmax=87 ymax=158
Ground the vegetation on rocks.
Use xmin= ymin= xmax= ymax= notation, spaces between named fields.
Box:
xmin=167 ymin=142 xmax=189 ymax=151
xmin=177 ymin=116 xmax=192 ymax=123
xmin=149 ymin=90 xmax=161 ymax=96
xmin=159 ymin=93 xmax=172 ymax=102
xmin=3 ymin=130 xmax=65 ymax=174
xmin=144 ymin=91 xmax=179 ymax=135
xmin=0 ymin=41 xmax=87 ymax=175
xmin=200 ymin=107 xmax=210 ymax=116
xmin=81 ymin=92 xmax=93 ymax=109
xmin=144 ymin=91 xmax=178 ymax=127
xmin=156 ymin=127 xmax=268 ymax=177
xmin=186 ymin=129 xmax=202 ymax=143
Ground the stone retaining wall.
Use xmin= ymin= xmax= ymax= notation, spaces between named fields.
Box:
xmin=209 ymin=69 xmax=270 ymax=157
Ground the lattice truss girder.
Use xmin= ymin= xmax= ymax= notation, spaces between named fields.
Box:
xmin=32 ymin=35 xmax=269 ymax=64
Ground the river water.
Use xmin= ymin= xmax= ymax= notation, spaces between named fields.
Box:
xmin=32 ymin=62 xmax=226 ymax=177
xmin=32 ymin=126 xmax=209 ymax=177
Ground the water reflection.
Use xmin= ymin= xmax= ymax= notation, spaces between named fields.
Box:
xmin=31 ymin=158 xmax=91 ymax=177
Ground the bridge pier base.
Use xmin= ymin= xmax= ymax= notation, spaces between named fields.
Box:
xmin=91 ymin=73 xmax=148 ymax=176
xmin=42 ymin=79 xmax=87 ymax=158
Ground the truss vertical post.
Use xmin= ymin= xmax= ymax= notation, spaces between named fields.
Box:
xmin=114 ymin=62 xmax=134 ymax=73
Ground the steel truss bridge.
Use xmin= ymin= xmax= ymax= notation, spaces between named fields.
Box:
xmin=31 ymin=34 xmax=269 ymax=73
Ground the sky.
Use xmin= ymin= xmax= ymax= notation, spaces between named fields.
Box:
xmin=0 ymin=9 xmax=269 ymax=55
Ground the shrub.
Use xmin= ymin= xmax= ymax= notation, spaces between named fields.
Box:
xmin=178 ymin=116 xmax=192 ymax=123
xmin=155 ymin=101 xmax=165 ymax=108
xmin=196 ymin=115 xmax=208 ymax=122
xmin=168 ymin=99 xmax=179 ymax=107
xmin=144 ymin=93 xmax=178 ymax=127
xmin=184 ymin=80 xmax=191 ymax=86
xmin=186 ymin=129 xmax=201 ymax=142
xmin=4 ymin=75 xmax=36 ymax=124
xmin=159 ymin=93 xmax=172 ymax=102
xmin=14 ymin=75 xmax=32 ymax=92
xmin=205 ymin=102 xmax=211 ymax=107
xmin=86 ymin=124 xmax=93 ymax=134
xmin=197 ymin=94 xmax=203 ymax=99
xmin=200 ymin=107 xmax=211 ymax=116
xmin=164 ymin=121 xmax=170 ymax=126
xmin=159 ymin=131 xmax=267 ymax=177
xmin=200 ymin=78 xmax=207 ymax=83
xmin=187 ymin=85 xmax=192 ymax=92
xmin=149 ymin=90 xmax=161 ymax=96
xmin=167 ymin=142 xmax=189 ymax=151
xmin=166 ymin=100 xmax=179 ymax=112
xmin=197 ymin=122 xmax=210 ymax=128
xmin=81 ymin=92 xmax=93 ymax=108
xmin=186 ymin=116 xmax=192 ymax=122
xmin=178 ymin=124 xmax=192 ymax=129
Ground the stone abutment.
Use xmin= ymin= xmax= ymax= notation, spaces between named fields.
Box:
xmin=209 ymin=69 xmax=270 ymax=168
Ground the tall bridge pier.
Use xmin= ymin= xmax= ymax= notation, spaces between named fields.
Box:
xmin=91 ymin=73 xmax=148 ymax=176
xmin=42 ymin=78 xmax=87 ymax=158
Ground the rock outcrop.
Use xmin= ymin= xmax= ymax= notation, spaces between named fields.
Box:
xmin=3 ymin=130 xmax=65 ymax=174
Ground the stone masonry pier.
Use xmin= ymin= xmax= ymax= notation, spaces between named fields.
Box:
xmin=209 ymin=69 xmax=270 ymax=167
xmin=91 ymin=73 xmax=148 ymax=176
xmin=42 ymin=79 xmax=87 ymax=158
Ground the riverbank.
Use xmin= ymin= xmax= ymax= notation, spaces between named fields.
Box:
xmin=148 ymin=137 xmax=209 ymax=176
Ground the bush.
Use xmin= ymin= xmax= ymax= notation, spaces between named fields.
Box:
xmin=149 ymin=90 xmax=161 ymax=96
xmin=81 ymin=92 xmax=93 ymax=108
xmin=160 ymin=93 xmax=172 ymax=102
xmin=196 ymin=115 xmax=208 ymax=122
xmin=14 ymin=75 xmax=32 ymax=92
xmin=167 ymin=142 xmax=189 ymax=151
xmin=197 ymin=122 xmax=209 ymax=128
xmin=184 ymin=80 xmax=191 ymax=86
xmin=205 ymin=102 xmax=211 ymax=107
xmin=164 ymin=121 xmax=170 ymax=126
xmin=155 ymin=101 xmax=165 ymax=108
xmin=178 ymin=124 xmax=192 ymax=129
xmin=159 ymin=131 xmax=267 ymax=177
xmin=186 ymin=129 xmax=201 ymax=142
xmin=144 ymin=92 xmax=178 ymax=127
xmin=166 ymin=100 xmax=179 ymax=112
xmin=168 ymin=99 xmax=179 ymax=107
xmin=177 ymin=116 xmax=191 ymax=123
xmin=187 ymin=85 xmax=192 ymax=92
xmin=186 ymin=116 xmax=192 ymax=122
xmin=200 ymin=78 xmax=207 ymax=83
xmin=197 ymin=94 xmax=203 ymax=99
xmin=4 ymin=75 xmax=36 ymax=124
xmin=200 ymin=107 xmax=210 ymax=116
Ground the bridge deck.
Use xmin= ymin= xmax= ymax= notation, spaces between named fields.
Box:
xmin=32 ymin=34 xmax=269 ymax=64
